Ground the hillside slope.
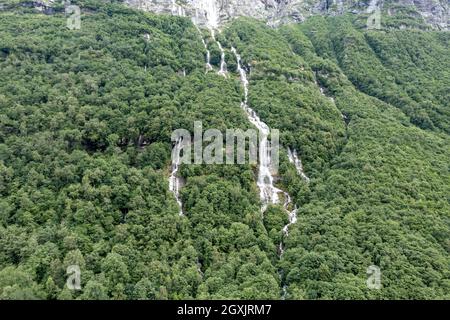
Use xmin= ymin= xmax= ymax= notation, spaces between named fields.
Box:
xmin=0 ymin=0 xmax=449 ymax=299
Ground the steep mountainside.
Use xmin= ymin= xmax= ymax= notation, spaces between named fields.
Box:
xmin=124 ymin=0 xmax=449 ymax=29
xmin=0 ymin=0 xmax=449 ymax=299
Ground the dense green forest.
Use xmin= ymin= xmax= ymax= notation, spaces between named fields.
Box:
xmin=0 ymin=0 xmax=449 ymax=299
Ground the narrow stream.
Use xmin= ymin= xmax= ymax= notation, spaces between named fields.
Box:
xmin=231 ymin=47 xmax=311 ymax=246
xmin=232 ymin=46 xmax=312 ymax=300
xmin=231 ymin=47 xmax=284 ymax=210
xmin=232 ymin=39 xmax=316 ymax=300
xmin=287 ymin=147 xmax=310 ymax=183
xmin=197 ymin=0 xmax=227 ymax=77
xmin=167 ymin=1 xmax=315 ymax=298
xmin=168 ymin=0 xmax=315 ymax=299
xmin=210 ymin=29 xmax=227 ymax=77
xmin=195 ymin=25 xmax=213 ymax=71
xmin=367 ymin=0 xmax=379 ymax=13
xmin=169 ymin=1 xmax=229 ymax=214
xmin=168 ymin=1 xmax=186 ymax=216
xmin=169 ymin=137 xmax=184 ymax=216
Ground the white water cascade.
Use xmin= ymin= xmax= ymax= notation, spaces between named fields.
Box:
xmin=167 ymin=2 xmax=186 ymax=216
xmin=231 ymin=47 xmax=282 ymax=209
xmin=367 ymin=0 xmax=379 ymax=13
xmin=203 ymin=37 xmax=214 ymax=72
xmin=172 ymin=1 xmax=214 ymax=73
xmin=211 ymin=29 xmax=227 ymax=77
xmin=169 ymin=137 xmax=184 ymax=216
xmin=190 ymin=1 xmax=227 ymax=77
xmin=279 ymin=149 xmax=311 ymax=254
xmin=169 ymin=1 xmax=228 ymax=214
xmin=171 ymin=0 xmax=186 ymax=17
xmin=195 ymin=25 xmax=213 ymax=71
xmin=194 ymin=0 xmax=220 ymax=28
xmin=287 ymin=148 xmax=310 ymax=183
xmin=169 ymin=0 xmax=310 ymax=296
xmin=281 ymin=148 xmax=310 ymax=297
xmin=231 ymin=47 xmax=310 ymax=258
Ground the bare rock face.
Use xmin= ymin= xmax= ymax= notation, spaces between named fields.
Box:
xmin=124 ymin=0 xmax=449 ymax=29
xmin=398 ymin=0 xmax=449 ymax=29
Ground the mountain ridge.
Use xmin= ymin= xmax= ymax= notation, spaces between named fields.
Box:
xmin=124 ymin=0 xmax=449 ymax=29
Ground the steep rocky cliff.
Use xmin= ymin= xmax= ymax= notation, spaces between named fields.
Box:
xmin=124 ymin=0 xmax=449 ymax=29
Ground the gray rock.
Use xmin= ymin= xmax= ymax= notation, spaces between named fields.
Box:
xmin=123 ymin=0 xmax=449 ymax=29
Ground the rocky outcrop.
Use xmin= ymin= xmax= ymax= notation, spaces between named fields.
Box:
xmin=124 ymin=0 xmax=449 ymax=29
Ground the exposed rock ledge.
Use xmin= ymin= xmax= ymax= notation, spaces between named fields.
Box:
xmin=124 ymin=0 xmax=448 ymax=30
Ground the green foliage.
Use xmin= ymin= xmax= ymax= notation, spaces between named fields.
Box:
xmin=300 ymin=15 xmax=450 ymax=133
xmin=0 ymin=1 xmax=448 ymax=300
xmin=0 ymin=1 xmax=280 ymax=300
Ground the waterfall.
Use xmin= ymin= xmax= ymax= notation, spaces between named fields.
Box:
xmin=169 ymin=1 xmax=227 ymax=215
xmin=171 ymin=0 xmax=186 ymax=17
xmin=167 ymin=0 xmax=312 ymax=296
xmin=204 ymin=38 xmax=213 ymax=71
xmin=279 ymin=147 xmax=312 ymax=257
xmin=231 ymin=47 xmax=313 ymax=256
xmin=169 ymin=137 xmax=184 ymax=216
xmin=231 ymin=47 xmax=283 ymax=209
xmin=195 ymin=0 xmax=220 ymax=28
xmin=231 ymin=47 xmax=313 ymax=299
xmin=195 ymin=25 xmax=213 ymax=71
xmin=217 ymin=40 xmax=227 ymax=77
xmin=287 ymin=147 xmax=310 ymax=183
xmin=195 ymin=1 xmax=227 ymax=77
xmin=367 ymin=0 xmax=378 ymax=13
xmin=211 ymin=29 xmax=227 ymax=77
